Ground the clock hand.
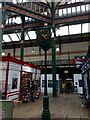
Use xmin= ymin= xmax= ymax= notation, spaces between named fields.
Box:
xmin=42 ymin=34 xmax=47 ymax=40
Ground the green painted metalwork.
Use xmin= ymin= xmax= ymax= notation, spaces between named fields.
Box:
xmin=51 ymin=2 xmax=57 ymax=97
xmin=36 ymin=26 xmax=51 ymax=120
xmin=0 ymin=2 xmax=2 ymax=57
xmin=37 ymin=27 xmax=52 ymax=51
xmin=20 ymin=16 xmax=25 ymax=61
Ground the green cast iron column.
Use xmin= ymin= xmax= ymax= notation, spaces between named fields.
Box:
xmin=44 ymin=50 xmax=47 ymax=96
xmin=20 ymin=16 xmax=25 ymax=61
xmin=0 ymin=2 xmax=2 ymax=57
xmin=42 ymin=50 xmax=51 ymax=120
xmin=0 ymin=2 xmax=2 ymax=100
xmin=51 ymin=2 xmax=57 ymax=97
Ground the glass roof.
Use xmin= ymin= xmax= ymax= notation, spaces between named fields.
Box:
xmin=2 ymin=0 xmax=90 ymax=43
xmin=3 ymin=23 xmax=90 ymax=42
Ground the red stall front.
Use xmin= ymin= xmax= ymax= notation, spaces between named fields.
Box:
xmin=1 ymin=55 xmax=41 ymax=102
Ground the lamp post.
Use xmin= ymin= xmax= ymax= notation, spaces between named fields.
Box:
xmin=36 ymin=26 xmax=52 ymax=120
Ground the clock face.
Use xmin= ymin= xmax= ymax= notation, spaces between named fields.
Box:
xmin=37 ymin=28 xmax=52 ymax=51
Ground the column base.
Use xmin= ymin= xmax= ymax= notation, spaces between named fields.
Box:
xmin=41 ymin=96 xmax=51 ymax=120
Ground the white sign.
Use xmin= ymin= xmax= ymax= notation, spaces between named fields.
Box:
xmin=9 ymin=62 xmax=21 ymax=71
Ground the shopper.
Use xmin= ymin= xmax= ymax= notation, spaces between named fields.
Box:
xmin=61 ymin=82 xmax=65 ymax=94
xmin=30 ymin=81 xmax=35 ymax=102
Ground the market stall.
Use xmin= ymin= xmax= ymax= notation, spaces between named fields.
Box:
xmin=1 ymin=54 xmax=41 ymax=102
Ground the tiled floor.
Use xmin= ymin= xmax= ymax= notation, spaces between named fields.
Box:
xmin=13 ymin=93 xmax=89 ymax=119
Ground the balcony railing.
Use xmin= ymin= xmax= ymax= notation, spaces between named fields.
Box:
xmin=29 ymin=59 xmax=73 ymax=66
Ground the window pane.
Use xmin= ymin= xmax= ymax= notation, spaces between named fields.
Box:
xmin=56 ymin=26 xmax=68 ymax=36
xmin=68 ymin=8 xmax=71 ymax=14
xmin=25 ymin=33 xmax=29 ymax=40
xmin=71 ymin=0 xmax=75 ymax=3
xmin=69 ymin=24 xmax=81 ymax=35
xmin=3 ymin=35 xmax=11 ymax=42
xmin=82 ymin=23 xmax=89 ymax=33
xmin=77 ymin=6 xmax=80 ymax=13
xmin=81 ymin=5 xmax=85 ymax=12
xmin=76 ymin=0 xmax=80 ymax=2
xmin=28 ymin=31 xmax=36 ymax=39
xmin=72 ymin=7 xmax=76 ymax=14
xmin=9 ymin=33 xmax=20 ymax=41
xmin=86 ymin=4 xmax=89 ymax=12
xmin=63 ymin=8 xmax=67 ymax=15
xmin=59 ymin=9 xmax=62 ymax=16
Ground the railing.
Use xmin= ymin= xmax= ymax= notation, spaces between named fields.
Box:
xmin=29 ymin=59 xmax=73 ymax=66
xmin=5 ymin=1 xmax=90 ymax=25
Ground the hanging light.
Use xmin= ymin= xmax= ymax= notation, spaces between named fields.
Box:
xmin=56 ymin=47 xmax=59 ymax=52
xmin=1 ymin=51 xmax=6 ymax=56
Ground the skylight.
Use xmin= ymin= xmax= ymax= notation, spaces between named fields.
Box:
xmin=28 ymin=31 xmax=36 ymax=40
xmin=3 ymin=35 xmax=11 ymax=42
xmin=56 ymin=26 xmax=68 ymax=36
xmin=69 ymin=24 xmax=81 ymax=35
xmin=9 ymin=33 xmax=20 ymax=41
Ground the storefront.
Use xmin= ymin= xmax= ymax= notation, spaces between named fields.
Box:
xmin=81 ymin=46 xmax=90 ymax=107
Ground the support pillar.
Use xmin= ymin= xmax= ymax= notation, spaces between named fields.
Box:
xmin=20 ymin=16 xmax=25 ymax=61
xmin=51 ymin=2 xmax=57 ymax=97
xmin=0 ymin=3 xmax=3 ymax=57
xmin=0 ymin=2 xmax=2 ymax=100
xmin=42 ymin=50 xmax=51 ymax=120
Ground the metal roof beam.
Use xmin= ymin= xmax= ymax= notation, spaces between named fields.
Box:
xmin=4 ymin=3 xmax=52 ymax=24
xmin=2 ymin=33 xmax=90 ymax=49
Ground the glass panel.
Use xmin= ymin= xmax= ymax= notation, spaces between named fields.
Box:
xmin=69 ymin=24 xmax=81 ymax=35
xmin=71 ymin=0 xmax=75 ymax=3
xmin=12 ymin=0 xmax=17 ymax=4
xmin=76 ymin=0 xmax=80 ymax=2
xmin=25 ymin=33 xmax=29 ymax=40
xmin=25 ymin=17 xmax=29 ymax=21
xmin=68 ymin=8 xmax=71 ymax=15
xmin=59 ymin=9 xmax=62 ymax=16
xmin=9 ymin=33 xmax=20 ymax=41
xmin=28 ymin=31 xmax=36 ymax=39
xmin=80 ymin=0 xmax=84 ymax=2
xmin=3 ymin=35 xmax=11 ymax=42
xmin=72 ymin=7 xmax=76 ymax=14
xmin=82 ymin=23 xmax=88 ymax=33
xmin=9 ymin=18 xmax=12 ymax=24
xmin=86 ymin=4 xmax=89 ymax=12
xmin=77 ymin=6 xmax=80 ymax=13
xmin=63 ymin=8 xmax=67 ymax=15
xmin=81 ymin=5 xmax=85 ymax=12
xmin=56 ymin=26 xmax=68 ymax=36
